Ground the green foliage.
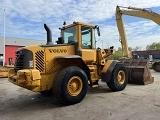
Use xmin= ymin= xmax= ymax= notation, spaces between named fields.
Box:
xmin=128 ymin=47 xmax=133 ymax=51
xmin=146 ymin=42 xmax=160 ymax=50
xmin=111 ymin=51 xmax=123 ymax=60
xmin=117 ymin=47 xmax=122 ymax=51
xmin=148 ymin=62 xmax=152 ymax=69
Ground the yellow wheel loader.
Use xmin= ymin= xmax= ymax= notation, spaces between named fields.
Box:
xmin=8 ymin=22 xmax=128 ymax=105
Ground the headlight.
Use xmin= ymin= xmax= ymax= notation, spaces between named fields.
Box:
xmin=29 ymin=60 xmax=33 ymax=68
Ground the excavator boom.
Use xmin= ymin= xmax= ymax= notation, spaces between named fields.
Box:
xmin=118 ymin=6 xmax=160 ymax=25
xmin=116 ymin=5 xmax=157 ymax=84
xmin=116 ymin=6 xmax=160 ymax=57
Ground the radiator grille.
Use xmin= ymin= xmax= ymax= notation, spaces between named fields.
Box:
xmin=14 ymin=50 xmax=24 ymax=72
xmin=35 ymin=50 xmax=45 ymax=72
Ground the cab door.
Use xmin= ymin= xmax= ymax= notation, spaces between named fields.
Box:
xmin=78 ymin=25 xmax=96 ymax=62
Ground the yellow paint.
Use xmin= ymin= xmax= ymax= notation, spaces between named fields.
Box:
xmin=9 ymin=69 xmax=41 ymax=92
xmin=8 ymin=21 xmax=115 ymax=92
xmin=67 ymin=76 xmax=83 ymax=96
xmin=117 ymin=70 xmax=125 ymax=85
xmin=81 ymin=49 xmax=96 ymax=62
xmin=101 ymin=60 xmax=113 ymax=73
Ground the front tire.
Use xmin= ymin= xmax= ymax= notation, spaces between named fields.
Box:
xmin=107 ymin=64 xmax=128 ymax=91
xmin=52 ymin=66 xmax=88 ymax=105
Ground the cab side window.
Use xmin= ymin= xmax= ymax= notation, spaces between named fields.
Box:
xmin=81 ymin=26 xmax=92 ymax=49
xmin=61 ymin=26 xmax=76 ymax=44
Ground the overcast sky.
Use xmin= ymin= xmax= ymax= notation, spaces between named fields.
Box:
xmin=0 ymin=0 xmax=160 ymax=50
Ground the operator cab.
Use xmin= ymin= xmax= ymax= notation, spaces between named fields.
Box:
xmin=57 ymin=22 xmax=100 ymax=49
xmin=57 ymin=21 xmax=100 ymax=62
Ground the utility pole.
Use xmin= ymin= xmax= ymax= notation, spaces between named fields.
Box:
xmin=101 ymin=40 xmax=103 ymax=49
xmin=3 ymin=9 xmax=5 ymax=66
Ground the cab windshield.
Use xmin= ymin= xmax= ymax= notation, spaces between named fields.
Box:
xmin=61 ymin=26 xmax=76 ymax=44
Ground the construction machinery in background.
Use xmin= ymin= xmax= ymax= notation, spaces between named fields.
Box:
xmin=116 ymin=5 xmax=160 ymax=73
xmin=0 ymin=66 xmax=8 ymax=78
xmin=0 ymin=58 xmax=14 ymax=78
xmin=152 ymin=60 xmax=160 ymax=72
xmin=8 ymin=22 xmax=129 ymax=105
xmin=132 ymin=50 xmax=160 ymax=72
xmin=116 ymin=6 xmax=155 ymax=84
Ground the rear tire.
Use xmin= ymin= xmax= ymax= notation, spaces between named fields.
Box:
xmin=107 ymin=64 xmax=128 ymax=91
xmin=52 ymin=66 xmax=88 ymax=105
xmin=152 ymin=62 xmax=160 ymax=72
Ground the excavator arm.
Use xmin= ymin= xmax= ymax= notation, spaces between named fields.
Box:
xmin=116 ymin=5 xmax=157 ymax=84
xmin=116 ymin=5 xmax=160 ymax=57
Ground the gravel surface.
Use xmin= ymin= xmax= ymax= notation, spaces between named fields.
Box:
xmin=0 ymin=70 xmax=160 ymax=120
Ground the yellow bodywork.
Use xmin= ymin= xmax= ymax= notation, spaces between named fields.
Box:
xmin=8 ymin=22 xmax=115 ymax=92
xmin=8 ymin=69 xmax=41 ymax=91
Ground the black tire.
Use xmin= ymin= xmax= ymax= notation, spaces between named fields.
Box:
xmin=40 ymin=89 xmax=53 ymax=96
xmin=152 ymin=62 xmax=160 ymax=72
xmin=52 ymin=66 xmax=88 ymax=105
xmin=107 ymin=64 xmax=128 ymax=91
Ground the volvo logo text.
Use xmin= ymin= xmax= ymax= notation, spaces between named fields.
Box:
xmin=48 ymin=49 xmax=67 ymax=53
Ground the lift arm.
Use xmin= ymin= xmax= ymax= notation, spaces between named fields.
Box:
xmin=116 ymin=5 xmax=160 ymax=57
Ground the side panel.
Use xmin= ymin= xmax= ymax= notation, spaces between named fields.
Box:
xmin=81 ymin=49 xmax=96 ymax=62
xmin=45 ymin=45 xmax=75 ymax=73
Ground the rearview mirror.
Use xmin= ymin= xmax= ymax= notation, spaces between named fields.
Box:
xmin=95 ymin=25 xmax=100 ymax=36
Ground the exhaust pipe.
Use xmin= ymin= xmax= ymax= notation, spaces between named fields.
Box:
xmin=44 ymin=23 xmax=53 ymax=45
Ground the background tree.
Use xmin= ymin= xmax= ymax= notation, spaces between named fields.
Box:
xmin=110 ymin=50 xmax=123 ymax=60
xmin=132 ymin=46 xmax=142 ymax=51
xmin=128 ymin=47 xmax=133 ymax=51
xmin=146 ymin=42 xmax=160 ymax=50
xmin=117 ymin=47 xmax=122 ymax=51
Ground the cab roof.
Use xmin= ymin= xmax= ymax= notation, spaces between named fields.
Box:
xmin=62 ymin=21 xmax=95 ymax=29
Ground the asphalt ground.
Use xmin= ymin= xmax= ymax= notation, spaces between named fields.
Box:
xmin=0 ymin=70 xmax=160 ymax=120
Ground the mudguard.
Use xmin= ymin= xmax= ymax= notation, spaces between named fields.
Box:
xmin=55 ymin=55 xmax=90 ymax=80
xmin=101 ymin=60 xmax=119 ymax=82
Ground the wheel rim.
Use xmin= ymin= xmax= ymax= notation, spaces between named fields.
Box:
xmin=117 ymin=70 xmax=125 ymax=85
xmin=67 ymin=76 xmax=83 ymax=96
